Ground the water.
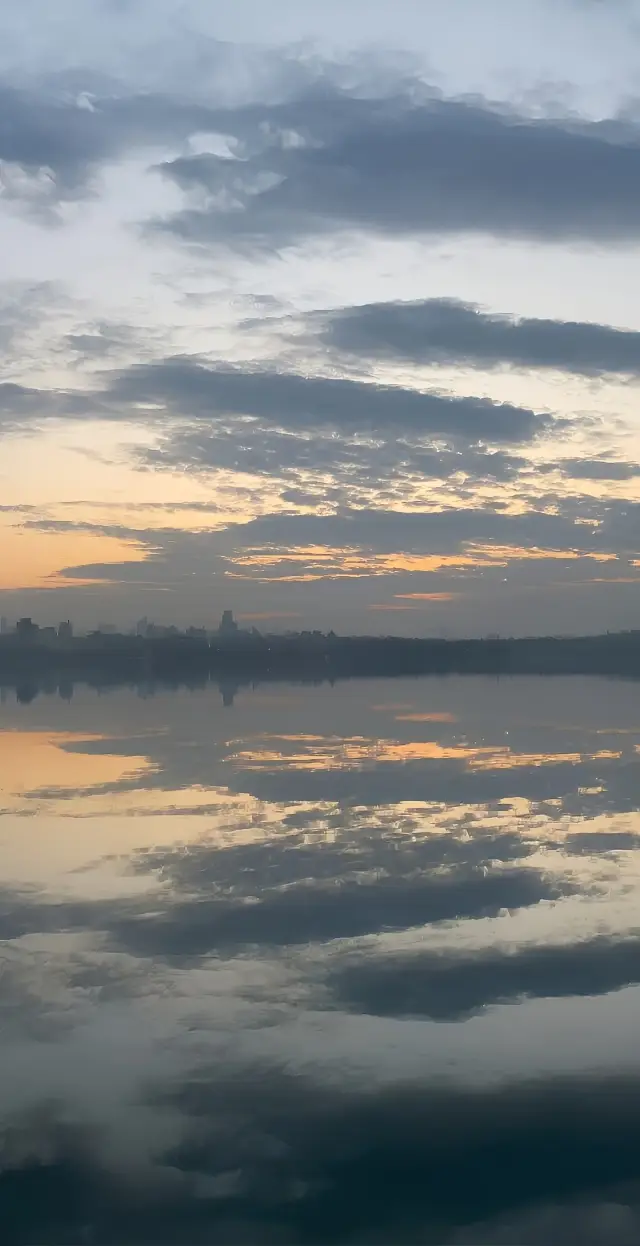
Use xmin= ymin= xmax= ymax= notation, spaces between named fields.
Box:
xmin=2 ymin=675 xmax=640 ymax=1244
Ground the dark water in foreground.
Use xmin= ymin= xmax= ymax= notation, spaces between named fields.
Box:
xmin=2 ymin=676 xmax=640 ymax=1244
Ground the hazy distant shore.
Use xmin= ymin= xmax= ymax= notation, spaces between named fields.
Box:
xmin=2 ymin=630 xmax=640 ymax=694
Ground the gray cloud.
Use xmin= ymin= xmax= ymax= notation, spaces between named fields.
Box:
xmin=0 ymin=78 xmax=224 ymax=210
xmin=142 ymin=1067 xmax=640 ymax=1243
xmin=562 ymin=459 xmax=640 ymax=480
xmin=109 ymin=867 xmax=563 ymax=960
xmin=6 ymin=65 xmax=640 ymax=249
xmin=222 ymin=751 xmax=636 ymax=810
xmin=102 ymin=356 xmax=537 ymax=499
xmin=143 ymin=419 xmax=528 ymax=485
xmin=319 ymin=297 xmax=640 ymax=377
xmin=128 ymin=822 xmax=535 ymax=897
xmin=0 ymin=382 xmax=73 ymax=435
xmin=22 ymin=496 xmax=640 ymax=638
xmin=218 ymin=505 xmax=600 ymax=554
xmin=328 ymin=934 xmax=640 ymax=1021
xmin=8 ymin=1066 xmax=640 ymax=1244
xmin=153 ymin=89 xmax=640 ymax=249
xmin=0 ymin=281 xmax=62 ymax=361
xmin=64 ymin=321 xmax=146 ymax=360
xmin=0 ymin=867 xmax=568 ymax=960
xmin=0 ymin=349 xmax=549 ymax=467
xmin=104 ymin=358 xmax=545 ymax=444
xmin=0 ymin=380 xmax=110 ymax=431
xmin=29 ymin=504 xmax=605 ymax=583
xmin=595 ymin=502 xmax=640 ymax=547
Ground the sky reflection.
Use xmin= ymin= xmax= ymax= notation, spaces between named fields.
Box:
xmin=3 ymin=676 xmax=640 ymax=1243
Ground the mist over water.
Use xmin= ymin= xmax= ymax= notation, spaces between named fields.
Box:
xmin=3 ymin=675 xmax=640 ymax=1243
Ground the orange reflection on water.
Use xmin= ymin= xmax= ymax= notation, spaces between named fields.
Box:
xmin=228 ymin=734 xmax=619 ymax=772
xmin=394 ymin=713 xmax=457 ymax=723
xmin=470 ymin=747 xmax=621 ymax=771
xmin=0 ymin=730 xmax=154 ymax=807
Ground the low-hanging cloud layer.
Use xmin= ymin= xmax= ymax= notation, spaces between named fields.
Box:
xmin=2 ymin=0 xmax=640 ymax=633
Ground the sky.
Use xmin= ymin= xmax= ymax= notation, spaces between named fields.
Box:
xmin=3 ymin=0 xmax=640 ymax=635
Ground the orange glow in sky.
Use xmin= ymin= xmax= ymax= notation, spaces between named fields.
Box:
xmin=0 ymin=521 xmax=150 ymax=591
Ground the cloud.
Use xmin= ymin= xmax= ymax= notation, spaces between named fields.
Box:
xmin=0 ymin=862 xmax=557 ymax=956
xmin=22 ymin=501 xmax=633 ymax=635
xmin=327 ymin=934 xmax=640 ymax=1020
xmin=124 ymin=1068 xmax=640 ymax=1242
xmin=0 ymin=839 xmax=570 ymax=962
xmin=5 ymin=60 xmax=640 ymax=249
xmin=142 ymin=418 xmax=529 ymax=490
xmin=0 ymin=381 xmax=110 ymax=431
xmin=64 ymin=322 xmax=144 ymax=360
xmin=29 ymin=504 xmax=610 ymax=592
xmin=0 ymin=78 xmax=226 ymax=212
xmin=3 ymin=57 xmax=640 ymax=634
xmin=224 ymin=746 xmax=631 ymax=809
xmin=9 ymin=1066 xmax=640 ymax=1243
xmin=0 ymin=281 xmax=63 ymax=362
xmin=218 ymin=506 xmax=600 ymax=555
xmin=132 ymin=867 xmax=567 ymax=956
xmin=562 ymin=459 xmax=640 ymax=480
xmin=104 ymin=867 xmax=562 ymax=960
xmin=0 ymin=354 xmax=548 ymax=503
xmin=152 ymin=87 xmax=640 ymax=250
xmin=105 ymin=357 xmax=545 ymax=444
xmin=319 ymin=297 xmax=640 ymax=378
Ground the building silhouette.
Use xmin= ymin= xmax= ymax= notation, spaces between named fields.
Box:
xmin=219 ymin=610 xmax=239 ymax=637
xmin=16 ymin=618 xmax=38 ymax=641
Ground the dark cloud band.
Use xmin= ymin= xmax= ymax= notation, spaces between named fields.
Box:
xmin=320 ymin=297 xmax=640 ymax=378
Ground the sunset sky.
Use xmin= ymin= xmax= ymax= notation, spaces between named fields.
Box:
xmin=3 ymin=0 xmax=640 ymax=635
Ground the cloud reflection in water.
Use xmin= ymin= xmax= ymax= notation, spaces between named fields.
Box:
xmin=2 ymin=675 xmax=640 ymax=1243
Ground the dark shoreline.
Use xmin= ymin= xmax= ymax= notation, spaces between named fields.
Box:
xmin=2 ymin=630 xmax=640 ymax=701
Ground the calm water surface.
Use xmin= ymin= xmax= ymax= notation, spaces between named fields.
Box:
xmin=3 ymin=676 xmax=640 ymax=1243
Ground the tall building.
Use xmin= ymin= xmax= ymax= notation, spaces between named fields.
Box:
xmin=15 ymin=620 xmax=38 ymax=647
xmin=219 ymin=610 xmax=239 ymax=637
xmin=58 ymin=620 xmax=73 ymax=640
xmin=0 ymin=616 xmax=8 ymax=635
xmin=16 ymin=618 xmax=36 ymax=637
